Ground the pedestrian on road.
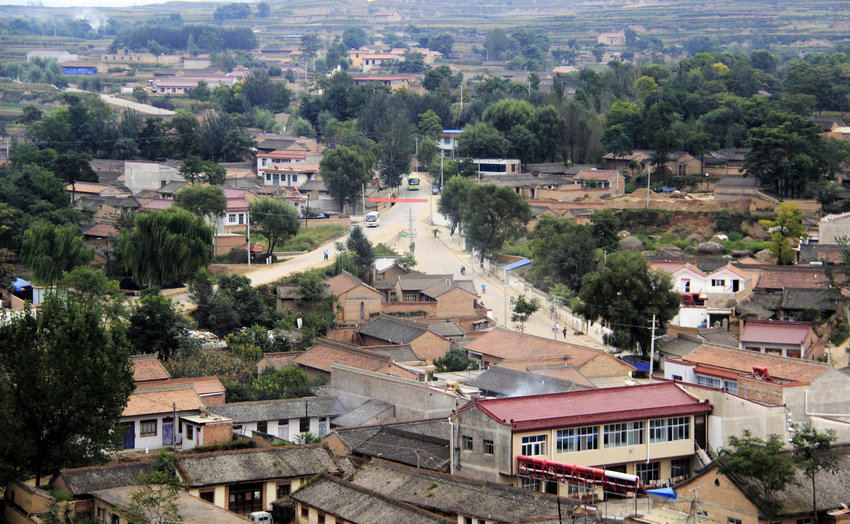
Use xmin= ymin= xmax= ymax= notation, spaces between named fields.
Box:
xmin=323 ymin=250 xmax=328 ymax=260
xmin=562 ymin=327 xmax=567 ymax=339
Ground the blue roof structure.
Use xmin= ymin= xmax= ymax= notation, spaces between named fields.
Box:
xmin=12 ymin=278 xmax=30 ymax=291
xmin=503 ymin=259 xmax=531 ymax=271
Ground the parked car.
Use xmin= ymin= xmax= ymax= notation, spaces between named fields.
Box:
xmin=431 ymin=186 xmax=440 ymax=195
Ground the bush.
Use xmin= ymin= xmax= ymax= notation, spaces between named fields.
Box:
xmin=834 ymin=325 xmax=850 ymax=346
xmin=185 ymin=439 xmax=254 ymax=454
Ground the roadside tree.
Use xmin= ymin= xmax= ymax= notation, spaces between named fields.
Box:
xmin=21 ymin=221 xmax=94 ymax=286
xmin=250 ymin=198 xmax=300 ymax=256
xmin=462 ymin=184 xmax=531 ymax=263
xmin=320 ymin=145 xmax=374 ymax=211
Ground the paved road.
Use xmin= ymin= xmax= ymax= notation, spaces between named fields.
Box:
xmin=237 ymin=178 xmax=604 ymax=349
xmin=98 ymin=94 xmax=176 ymax=116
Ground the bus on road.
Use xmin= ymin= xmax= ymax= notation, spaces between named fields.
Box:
xmin=365 ymin=211 xmax=380 ymax=227
xmin=407 ymin=175 xmax=420 ymax=190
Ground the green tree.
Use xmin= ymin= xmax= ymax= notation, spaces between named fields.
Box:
xmin=375 ymin=112 xmax=414 ymax=188
xmin=21 ymin=221 xmax=94 ymax=286
xmin=716 ymin=431 xmax=797 ymax=516
xmin=249 ymin=198 xmax=300 ymax=255
xmin=132 ymin=86 xmax=148 ymax=103
xmin=342 ymin=27 xmax=367 ymax=50
xmin=462 ymin=184 xmax=531 ymax=263
xmin=0 ymin=292 xmax=134 ymax=486
xmin=511 ymin=294 xmax=540 ymax=332
xmin=256 ymin=1 xmax=270 ymax=17
xmin=528 ymin=216 xmax=597 ymax=293
xmin=456 ymin=122 xmax=505 ymax=159
xmin=119 ymin=207 xmax=213 ymax=287
xmin=576 ymin=251 xmax=680 ymax=353
xmin=320 ymin=145 xmax=375 ymax=211
xmin=58 ymin=267 xmax=126 ymax=319
xmin=178 ymin=155 xmax=226 ymax=185
xmin=187 ymin=80 xmax=211 ymax=102
xmin=345 ymin=225 xmax=375 ymax=279
xmin=53 ymin=151 xmax=97 ymax=203
xmin=222 ymin=366 xmax=320 ymax=402
xmin=174 ymin=184 xmax=227 ymax=222
xmin=127 ymin=291 xmax=191 ymax=360
xmin=434 ymin=349 xmax=472 ymax=372
xmin=121 ymin=468 xmax=182 ymax=524
xmin=438 ymin=175 xmax=477 ymax=236
xmin=590 ymin=209 xmax=622 ymax=253
xmin=758 ymin=202 xmax=807 ymax=265
xmin=791 ymin=423 xmax=839 ymax=524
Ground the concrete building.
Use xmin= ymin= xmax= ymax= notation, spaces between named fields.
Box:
xmin=739 ymin=319 xmax=821 ymax=360
xmin=123 ymin=161 xmax=183 ymax=195
xmin=819 ymin=211 xmax=850 ymax=245
xmin=455 ymin=382 xmax=712 ymax=493
xmin=206 ymin=396 xmax=345 ymax=440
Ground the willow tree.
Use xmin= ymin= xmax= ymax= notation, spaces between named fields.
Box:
xmin=21 ymin=221 xmax=94 ymax=285
xmin=118 ymin=208 xmax=213 ymax=288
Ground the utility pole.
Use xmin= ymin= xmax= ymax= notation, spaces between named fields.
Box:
xmin=246 ymin=210 xmax=251 ymax=269
xmin=408 ymin=208 xmax=416 ymax=253
xmin=361 ymin=183 xmax=366 ymax=216
xmin=649 ymin=313 xmax=656 ymax=383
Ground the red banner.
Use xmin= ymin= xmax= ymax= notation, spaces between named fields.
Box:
xmin=366 ymin=197 xmax=428 ymax=203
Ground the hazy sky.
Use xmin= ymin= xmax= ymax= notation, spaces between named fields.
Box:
xmin=2 ymin=0 xmax=210 ymax=7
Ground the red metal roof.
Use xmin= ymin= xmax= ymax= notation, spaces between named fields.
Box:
xmin=739 ymin=319 xmax=812 ymax=345
xmin=693 ymin=365 xmax=741 ymax=381
xmin=463 ymin=382 xmax=711 ymax=432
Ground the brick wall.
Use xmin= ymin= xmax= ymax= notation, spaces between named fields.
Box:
xmin=338 ymin=286 xmax=383 ymax=322
xmin=202 ymin=420 xmax=233 ymax=446
xmin=435 ymin=288 xmax=477 ymax=318
xmin=380 ymin=301 xmax=437 ymax=317
xmin=409 ymin=331 xmax=453 ymax=362
xmin=215 ymin=234 xmax=247 ymax=257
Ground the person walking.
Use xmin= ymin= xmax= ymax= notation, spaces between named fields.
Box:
xmin=323 ymin=250 xmax=328 ymax=260
xmin=562 ymin=326 xmax=567 ymax=339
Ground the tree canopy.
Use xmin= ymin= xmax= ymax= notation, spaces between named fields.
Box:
xmin=319 ymin=145 xmax=375 ymax=211
xmin=249 ymin=198 xmax=300 ymax=255
xmin=0 ymin=292 xmax=134 ymax=485
xmin=576 ymin=251 xmax=680 ymax=353
xmin=118 ymin=207 xmax=213 ymax=287
xmin=174 ymin=184 xmax=227 ymax=220
xmin=462 ymin=184 xmax=532 ymax=262
xmin=21 ymin=221 xmax=94 ymax=285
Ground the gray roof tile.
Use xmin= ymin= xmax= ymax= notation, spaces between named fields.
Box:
xmin=206 ymin=397 xmax=344 ymax=424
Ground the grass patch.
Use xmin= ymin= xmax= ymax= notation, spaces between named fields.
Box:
xmin=374 ymin=244 xmax=398 ymax=256
xmin=281 ymin=224 xmax=347 ymax=252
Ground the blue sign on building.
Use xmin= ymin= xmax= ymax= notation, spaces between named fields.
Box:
xmin=62 ymin=66 xmax=97 ymax=75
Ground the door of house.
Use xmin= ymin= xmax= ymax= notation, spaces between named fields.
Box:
xmin=163 ymin=417 xmax=173 ymax=445
xmin=122 ymin=423 xmax=135 ymax=449
xmin=228 ymin=483 xmax=264 ymax=514
xmin=694 ymin=415 xmax=707 ymax=450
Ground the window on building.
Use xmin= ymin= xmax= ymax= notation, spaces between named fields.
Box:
xmin=671 ymin=457 xmax=691 ymax=478
xmin=300 ymin=417 xmax=310 ymax=433
xmin=187 ymin=425 xmax=194 ymax=440
xmin=521 ymin=435 xmax=546 ymax=456
xmin=603 ymin=422 xmax=644 ymax=448
xmin=711 ymin=279 xmax=726 ymax=287
xmin=696 ymin=375 xmax=722 ymax=389
xmin=521 ymin=477 xmax=540 ymax=491
xmin=462 ymin=435 xmax=473 ymax=451
xmin=464 ymin=517 xmax=473 ymax=524
xmin=228 ymin=213 xmax=237 ymax=223
xmin=277 ymin=484 xmax=291 ymax=498
xmin=672 ymin=374 xmax=683 ymax=381
xmin=199 ymin=491 xmax=214 ymax=503
xmin=636 ymin=461 xmax=660 ymax=484
xmin=404 ymin=292 xmax=417 ymax=302
xmin=139 ymin=419 xmax=157 ymax=437
xmin=723 ymin=380 xmax=738 ymax=395
xmin=301 ymin=506 xmax=309 ymax=517
xmin=238 ymin=213 xmax=245 ymax=225
xmin=650 ymin=417 xmax=690 ymax=443
xmin=728 ymin=519 xmax=742 ymax=524
xmin=797 ymin=519 xmax=812 ymax=524
xmin=292 ymin=175 xmax=298 ymax=183
xmin=556 ymin=426 xmax=599 ymax=452
xmin=257 ymin=421 xmax=267 ymax=434
xmin=318 ymin=514 xmax=325 ymax=523
xmin=111 ymin=514 xmax=120 ymax=524
xmin=483 ymin=439 xmax=494 ymax=455
xmin=97 ymin=507 xmax=105 ymax=523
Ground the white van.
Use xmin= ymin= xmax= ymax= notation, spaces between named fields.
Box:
xmin=249 ymin=511 xmax=273 ymax=524
xmin=365 ymin=211 xmax=380 ymax=227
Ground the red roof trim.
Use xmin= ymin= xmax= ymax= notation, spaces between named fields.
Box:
xmin=510 ymin=403 xmax=712 ymax=432
xmin=693 ymin=365 xmax=741 ymax=381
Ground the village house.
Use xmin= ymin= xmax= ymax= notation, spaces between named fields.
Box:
xmin=666 ymin=448 xmax=850 ymax=524
xmin=175 ymin=444 xmax=345 ymax=515
xmin=289 ymin=473 xmax=452 ymax=524
xmin=206 ymin=396 xmax=345 ymax=441
xmin=290 ymin=338 xmax=424 ymax=381
xmin=348 ymin=459 xmax=579 ymax=524
xmin=455 ymin=382 xmax=712 ymax=494
xmin=462 ymin=328 xmax=635 ymax=386
xmin=664 ymin=345 xmax=850 ymax=438
xmin=123 ymin=160 xmax=183 ymax=195
xmin=119 ymin=384 xmax=206 ymax=452
xmin=355 ymin=315 xmax=455 ymax=363
xmin=327 ymin=418 xmax=451 ymax=471
xmin=573 ymin=169 xmax=626 ymax=196
xmin=131 ymin=353 xmax=171 ymax=383
xmin=91 ymin=486 xmax=249 ymax=524
xmin=325 ymin=271 xmax=383 ymax=324
xmin=738 ymin=319 xmax=821 ymax=359
xmin=384 ymin=273 xmax=480 ymax=319
xmin=49 ymin=461 xmax=153 ymax=520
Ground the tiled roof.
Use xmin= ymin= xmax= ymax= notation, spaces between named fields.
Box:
xmin=176 ymin=444 xmax=341 ymax=487
xmin=123 ymin=384 xmax=205 ymax=417
xmin=495 ymin=360 xmax=596 ymax=387
xmin=293 ymin=339 xmax=417 ymax=378
xmin=755 ymin=267 xmax=828 ymax=290
xmin=351 ymin=459 xmax=577 ymax=522
xmin=360 ymin=344 xmax=422 ymax=363
xmin=333 ymin=419 xmax=451 ymax=470
xmin=396 ymin=274 xmax=455 ymax=292
xmin=332 ymin=399 xmax=394 ymax=428
xmin=465 ymin=366 xmax=588 ymax=397
xmin=290 ymin=474 xmax=452 ymax=524
xmin=83 ymin=223 xmax=119 ymax=238
xmin=131 ymin=354 xmax=171 ymax=382
xmin=257 ymin=351 xmax=305 ymax=373
xmin=59 ymin=461 xmax=153 ymax=496
xmin=462 ymin=382 xmax=711 ymax=432
xmin=207 ymin=396 xmax=344 ymax=424
xmin=357 ymin=316 xmax=428 ymax=345
xmin=739 ymin=319 xmax=813 ymax=345
xmin=92 ymin=486 xmax=251 ymax=523
xmin=136 ymin=376 xmax=225 ymax=397
xmin=140 ymin=198 xmax=174 ymax=211
xmin=325 ymin=271 xmax=365 ymax=296
xmin=680 ymin=345 xmax=830 ymax=383
xmin=427 ymin=321 xmax=465 ymax=338
xmin=574 ymin=170 xmax=620 ymax=181
xmin=464 ymin=327 xmax=610 ymax=366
